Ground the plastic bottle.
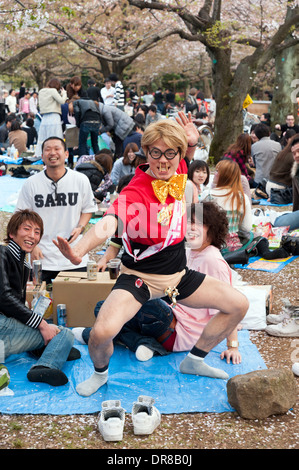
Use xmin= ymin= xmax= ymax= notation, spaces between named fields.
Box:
xmin=10 ymin=144 xmax=15 ymax=158
xmin=104 ymin=192 xmax=110 ymax=207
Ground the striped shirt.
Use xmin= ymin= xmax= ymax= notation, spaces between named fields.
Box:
xmin=113 ymin=81 xmax=125 ymax=107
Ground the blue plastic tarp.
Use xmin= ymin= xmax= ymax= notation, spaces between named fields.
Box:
xmin=0 ymin=330 xmax=266 ymax=415
xmin=0 ymin=174 xmax=26 ymax=209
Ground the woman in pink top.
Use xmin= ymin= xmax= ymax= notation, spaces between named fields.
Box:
xmin=73 ymin=201 xmax=242 ymax=365
xmin=164 ymin=201 xmax=241 ymax=364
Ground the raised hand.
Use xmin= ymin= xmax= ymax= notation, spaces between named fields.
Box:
xmin=176 ymin=111 xmax=199 ymax=147
xmin=53 ymin=236 xmax=82 ymax=265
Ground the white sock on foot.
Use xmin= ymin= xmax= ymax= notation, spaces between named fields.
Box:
xmin=180 ymin=354 xmax=229 ymax=379
xmin=72 ymin=327 xmax=86 ymax=344
xmin=135 ymin=345 xmax=154 ymax=362
xmin=76 ymin=370 xmax=108 ymax=396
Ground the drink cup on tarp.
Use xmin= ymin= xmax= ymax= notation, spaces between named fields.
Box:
xmin=107 ymin=258 xmax=121 ymax=279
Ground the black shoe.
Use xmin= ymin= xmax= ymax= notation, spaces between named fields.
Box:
xmin=27 ymin=366 xmax=68 ymax=386
xmin=67 ymin=347 xmax=81 ymax=361
xmin=223 ymin=250 xmax=249 ymax=266
xmin=28 ymin=346 xmax=81 ymax=361
xmin=261 ymin=247 xmax=290 ymax=260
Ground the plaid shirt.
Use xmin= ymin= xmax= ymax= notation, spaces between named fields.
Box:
xmin=223 ymin=150 xmax=250 ymax=180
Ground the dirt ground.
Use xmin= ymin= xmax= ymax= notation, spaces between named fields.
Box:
xmin=0 ymin=208 xmax=298 ymax=451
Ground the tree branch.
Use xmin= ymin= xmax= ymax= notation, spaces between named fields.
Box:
xmin=128 ymin=0 xmax=208 ymax=30
xmin=50 ymin=19 xmax=195 ymax=64
xmin=0 ymin=36 xmax=67 ymax=73
xmin=236 ymin=38 xmax=262 ymax=48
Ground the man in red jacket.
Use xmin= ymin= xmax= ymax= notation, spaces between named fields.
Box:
xmin=54 ymin=112 xmax=249 ymax=397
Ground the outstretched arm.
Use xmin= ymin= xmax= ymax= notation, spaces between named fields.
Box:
xmin=53 ymin=215 xmax=118 ymax=265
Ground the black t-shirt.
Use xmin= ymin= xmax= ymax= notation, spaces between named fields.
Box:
xmin=87 ymin=86 xmax=102 ymax=102
xmin=280 ymin=124 xmax=299 ymax=134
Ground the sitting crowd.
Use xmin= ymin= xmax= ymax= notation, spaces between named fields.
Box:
xmin=1 ymin=98 xmax=299 ymax=437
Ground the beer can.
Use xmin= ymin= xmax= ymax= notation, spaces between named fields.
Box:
xmin=87 ymin=260 xmax=97 ymax=281
xmin=32 ymin=260 xmax=42 ymax=286
xmin=57 ymin=304 xmax=67 ymax=327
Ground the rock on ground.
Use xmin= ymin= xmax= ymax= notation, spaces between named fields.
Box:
xmin=227 ymin=368 xmax=297 ymax=420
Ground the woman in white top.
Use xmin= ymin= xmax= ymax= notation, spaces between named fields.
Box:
xmin=35 ymin=78 xmax=67 ymax=158
xmin=201 ymin=159 xmax=252 ymax=251
xmin=110 ymin=142 xmax=140 ymax=186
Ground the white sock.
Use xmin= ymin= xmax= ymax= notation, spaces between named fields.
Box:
xmin=135 ymin=345 xmax=154 ymax=362
xmin=76 ymin=370 xmax=108 ymax=396
xmin=180 ymin=354 xmax=229 ymax=379
xmin=72 ymin=327 xmax=86 ymax=345
xmin=188 ymin=352 xmax=205 ymax=361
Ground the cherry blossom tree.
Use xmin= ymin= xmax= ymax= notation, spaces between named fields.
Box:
xmin=1 ymin=0 xmax=298 ymax=157
xmin=0 ymin=0 xmax=68 ymax=74
xmin=126 ymin=0 xmax=299 ymax=158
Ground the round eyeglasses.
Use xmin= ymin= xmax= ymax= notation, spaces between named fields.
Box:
xmin=148 ymin=147 xmax=179 ymax=160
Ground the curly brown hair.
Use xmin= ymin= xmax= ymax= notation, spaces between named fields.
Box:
xmin=187 ymin=201 xmax=228 ymax=250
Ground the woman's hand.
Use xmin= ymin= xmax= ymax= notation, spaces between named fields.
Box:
xmin=220 ymin=348 xmax=242 ymax=364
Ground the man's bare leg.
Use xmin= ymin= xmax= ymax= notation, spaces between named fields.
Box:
xmin=76 ymin=290 xmax=143 ymax=396
xmin=178 ymin=275 xmax=248 ymax=379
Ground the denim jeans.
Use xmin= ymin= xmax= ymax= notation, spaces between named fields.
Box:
xmin=82 ymin=298 xmax=173 ymax=356
xmin=78 ymin=121 xmax=100 ymax=156
xmin=0 ymin=314 xmax=74 ymax=371
xmin=273 ymin=211 xmax=299 ymax=231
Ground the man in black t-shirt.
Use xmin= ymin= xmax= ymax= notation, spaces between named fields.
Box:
xmin=86 ymin=79 xmax=103 ymax=103
xmin=275 ymin=114 xmax=299 ymax=136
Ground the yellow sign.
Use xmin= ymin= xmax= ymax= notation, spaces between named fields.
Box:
xmin=243 ymin=94 xmax=253 ymax=109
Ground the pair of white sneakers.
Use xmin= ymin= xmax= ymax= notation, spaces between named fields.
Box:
xmin=266 ymin=303 xmax=299 ymax=377
xmin=98 ymin=396 xmax=161 ymax=441
xmin=265 ymin=302 xmax=299 ymax=337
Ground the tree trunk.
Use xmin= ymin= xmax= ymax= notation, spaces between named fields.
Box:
xmin=270 ymin=43 xmax=299 ymax=126
xmin=209 ymin=48 xmax=251 ymax=162
xmin=97 ymin=58 xmax=111 ymax=79
xmin=202 ymin=76 xmax=211 ymax=99
xmin=97 ymin=57 xmax=127 ymax=80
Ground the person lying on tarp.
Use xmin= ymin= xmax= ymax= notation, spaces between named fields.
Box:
xmin=73 ymin=201 xmax=242 ymax=365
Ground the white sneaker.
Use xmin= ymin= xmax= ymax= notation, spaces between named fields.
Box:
xmin=265 ymin=318 xmax=299 ymax=337
xmin=267 ymin=299 xmax=299 ymax=324
xmin=267 ymin=312 xmax=290 ymax=325
xmin=132 ymin=395 xmax=161 ymax=435
xmin=98 ymin=400 xmax=125 ymax=441
xmin=292 ymin=363 xmax=299 ymax=376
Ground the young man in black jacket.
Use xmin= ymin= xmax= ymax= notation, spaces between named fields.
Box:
xmin=0 ymin=209 xmax=79 ymax=387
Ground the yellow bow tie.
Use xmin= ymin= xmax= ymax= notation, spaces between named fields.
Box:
xmin=152 ymin=174 xmax=187 ymax=205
